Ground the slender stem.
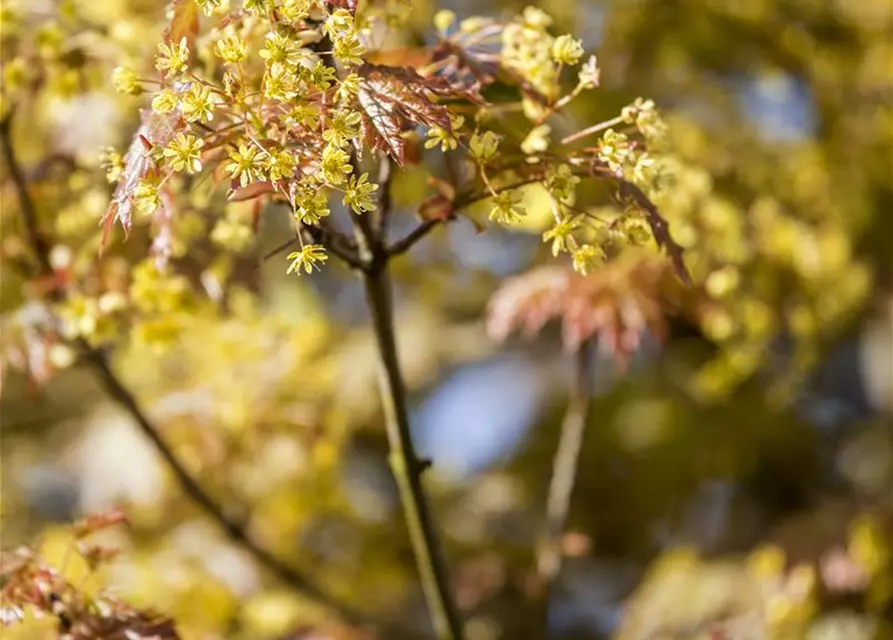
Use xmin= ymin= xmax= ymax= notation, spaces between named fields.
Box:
xmin=387 ymin=219 xmax=440 ymax=257
xmin=0 ymin=110 xmax=370 ymax=629
xmin=0 ymin=114 xmax=52 ymax=275
xmin=361 ymin=265 xmax=465 ymax=640
xmin=532 ymin=340 xmax=594 ymax=633
xmin=560 ymin=115 xmax=626 ymax=146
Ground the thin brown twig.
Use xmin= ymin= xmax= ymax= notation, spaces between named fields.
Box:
xmin=304 ymin=222 xmax=364 ymax=269
xmin=0 ymin=110 xmax=371 ymax=628
xmin=531 ymin=340 xmax=594 ymax=637
xmin=386 ymin=219 xmax=441 ymax=256
xmin=0 ymin=114 xmax=53 ymax=275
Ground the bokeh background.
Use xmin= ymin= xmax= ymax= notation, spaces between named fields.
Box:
xmin=1 ymin=0 xmax=891 ymax=639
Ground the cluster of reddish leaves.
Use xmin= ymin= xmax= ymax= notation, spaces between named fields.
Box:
xmin=486 ymin=257 xmax=685 ymax=366
xmin=0 ymin=508 xmax=180 ymax=639
xmin=355 ymin=64 xmax=459 ymax=166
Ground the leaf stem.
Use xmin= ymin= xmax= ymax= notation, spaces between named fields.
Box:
xmin=560 ymin=115 xmax=626 ymax=146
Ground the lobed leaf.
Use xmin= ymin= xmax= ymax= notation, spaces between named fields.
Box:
xmin=355 ymin=64 xmax=459 ymax=165
xmin=163 ymin=0 xmax=200 ymax=48
xmin=101 ymin=109 xmax=183 ymax=248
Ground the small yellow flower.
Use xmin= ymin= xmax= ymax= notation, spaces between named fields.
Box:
xmin=214 ymin=34 xmax=248 ymax=64
xmin=151 ymin=88 xmax=179 ymax=114
xmin=287 ymin=244 xmax=328 ymax=275
xmin=197 ymin=0 xmax=225 ymax=16
xmin=100 ymin=148 xmax=124 ymax=184
xmin=322 ymin=110 xmax=362 ymax=148
xmin=434 ymin=10 xmax=456 ymax=34
xmin=343 ymin=172 xmax=379 ymax=214
xmin=469 ymin=131 xmax=500 ymax=163
xmin=286 ymin=101 xmax=320 ymax=130
xmin=542 ymin=219 xmax=579 ymax=256
xmin=262 ymin=149 xmax=296 ymax=182
xmin=522 ymin=7 xmax=553 ymax=29
xmin=425 ymin=116 xmax=463 ymax=152
xmin=263 ymin=63 xmax=298 ymax=102
xmin=578 ymin=55 xmax=600 ymax=88
xmin=155 ymin=37 xmax=190 ymax=75
xmin=133 ymin=179 xmax=161 ymax=215
xmin=292 ymin=187 xmax=330 ymax=225
xmin=180 ymin=84 xmax=216 ymax=123
xmin=112 ymin=66 xmax=141 ymax=95
xmin=259 ymin=31 xmax=302 ymax=67
xmin=333 ymin=34 xmax=365 ymax=67
xmin=163 ymin=133 xmax=204 ymax=174
xmin=571 ymin=244 xmax=604 ymax=275
xmin=335 ymin=73 xmax=360 ymax=103
xmin=489 ymin=190 xmax=526 ymax=225
xmin=226 ymin=144 xmax=262 ymax=187
xmin=520 ymin=124 xmax=551 ymax=155
xmin=320 ymin=144 xmax=352 ymax=185
xmin=551 ymin=35 xmax=584 ymax=65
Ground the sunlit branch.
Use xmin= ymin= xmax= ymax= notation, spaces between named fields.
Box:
xmin=560 ymin=115 xmax=626 ymax=146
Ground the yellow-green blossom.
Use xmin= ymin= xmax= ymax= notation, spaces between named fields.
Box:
xmin=180 ymin=84 xmax=216 ymax=123
xmin=571 ymin=244 xmax=604 ymax=274
xmin=520 ymin=124 xmax=550 ymax=155
xmin=151 ymin=88 xmax=179 ymax=114
xmin=543 ymin=219 xmax=579 ymax=256
xmin=112 ymin=66 xmax=141 ymax=95
xmin=155 ymin=37 xmax=190 ymax=75
xmin=134 ymin=179 xmax=161 ymax=215
xmin=470 ymin=130 xmax=500 ymax=163
xmin=226 ymin=144 xmax=262 ymax=187
xmin=214 ymin=34 xmax=248 ymax=64
xmin=287 ymin=244 xmax=328 ymax=275
xmin=320 ymin=144 xmax=352 ymax=185
xmin=163 ymin=133 xmax=204 ymax=174
xmin=262 ymin=149 xmax=296 ymax=181
xmin=489 ymin=190 xmax=526 ymax=224
xmin=343 ymin=173 xmax=378 ymax=214
xmin=551 ymin=35 xmax=584 ymax=65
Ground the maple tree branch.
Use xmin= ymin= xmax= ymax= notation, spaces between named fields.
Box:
xmin=0 ymin=113 xmax=53 ymax=275
xmin=347 ymin=150 xmax=379 ymax=265
xmin=386 ymin=219 xmax=442 ymax=257
xmin=0 ymin=110 xmax=371 ymax=629
xmin=361 ymin=265 xmax=466 ymax=640
xmin=304 ymin=221 xmax=364 ymax=269
xmin=375 ymin=154 xmax=395 ymax=234
xmin=531 ymin=340 xmax=594 ymax=634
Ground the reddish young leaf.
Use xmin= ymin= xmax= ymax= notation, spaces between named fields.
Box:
xmin=163 ymin=0 xmax=200 ymax=48
xmin=355 ymin=64 xmax=455 ymax=165
xmin=72 ymin=507 xmax=128 ymax=539
xmin=487 ymin=257 xmax=681 ymax=367
xmin=227 ymin=181 xmax=274 ymax=202
xmin=101 ymin=109 xmax=183 ymax=247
